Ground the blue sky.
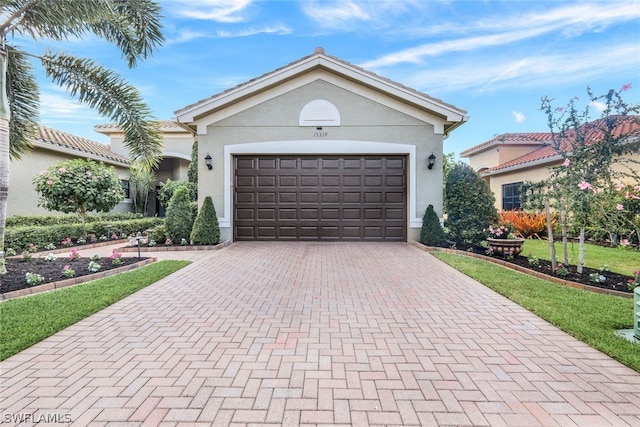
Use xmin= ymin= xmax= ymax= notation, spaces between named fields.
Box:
xmin=26 ymin=0 xmax=640 ymax=158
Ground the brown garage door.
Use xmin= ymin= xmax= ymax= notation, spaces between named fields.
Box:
xmin=234 ymin=155 xmax=406 ymax=240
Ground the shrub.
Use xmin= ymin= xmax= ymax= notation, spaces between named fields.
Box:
xmin=499 ymin=210 xmax=552 ymax=239
xmin=419 ymin=204 xmax=446 ymax=247
xmin=164 ymin=187 xmax=193 ymax=242
xmin=444 ymin=162 xmax=498 ymax=245
xmin=190 ymin=196 xmax=221 ymax=245
xmin=157 ymin=179 xmax=197 ymax=208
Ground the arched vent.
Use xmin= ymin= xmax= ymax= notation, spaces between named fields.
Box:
xmin=299 ymin=100 xmax=341 ymax=127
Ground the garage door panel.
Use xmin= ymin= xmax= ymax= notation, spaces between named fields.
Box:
xmin=235 ymin=155 xmax=406 ymax=240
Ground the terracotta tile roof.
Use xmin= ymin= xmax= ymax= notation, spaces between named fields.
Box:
xmin=482 ymin=115 xmax=640 ymax=174
xmin=36 ymin=126 xmax=130 ymax=164
xmin=94 ymin=120 xmax=186 ymax=133
xmin=460 ymin=132 xmax=552 ymax=157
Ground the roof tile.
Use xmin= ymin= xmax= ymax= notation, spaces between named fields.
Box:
xmin=36 ymin=126 xmax=130 ymax=164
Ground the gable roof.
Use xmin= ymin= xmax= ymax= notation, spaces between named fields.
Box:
xmin=94 ymin=120 xmax=192 ymax=135
xmin=460 ymin=132 xmax=552 ymax=157
xmin=35 ymin=126 xmax=130 ymax=165
xmin=175 ymin=47 xmax=468 ymax=135
xmin=471 ymin=115 xmax=640 ymax=176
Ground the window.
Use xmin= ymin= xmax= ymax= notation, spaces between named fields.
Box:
xmin=121 ymin=180 xmax=130 ymax=199
xmin=502 ymin=182 xmax=522 ymax=210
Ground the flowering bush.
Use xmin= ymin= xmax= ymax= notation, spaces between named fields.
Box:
xmin=28 ymin=243 xmax=38 ymax=253
xmin=63 ymin=265 xmax=75 ymax=278
xmin=487 ymin=224 xmax=515 ymax=240
xmin=69 ymin=249 xmax=80 ymax=261
xmin=555 ymin=263 xmax=569 ymax=277
xmin=165 ymin=238 xmax=172 ymax=246
xmin=44 ymin=253 xmax=56 ymax=262
xmin=60 ymin=237 xmax=73 ymax=247
xmin=45 ymin=243 xmax=56 ymax=250
xmin=111 ymin=233 xmax=119 ymax=240
xmin=76 ymin=237 xmax=86 ymax=245
xmin=5 ymin=248 xmax=16 ymax=256
xmin=110 ymin=250 xmax=123 ymax=265
xmin=180 ymin=238 xmax=188 ymax=246
xmin=25 ymin=272 xmax=44 ymax=286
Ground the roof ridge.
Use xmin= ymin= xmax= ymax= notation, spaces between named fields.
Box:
xmin=36 ymin=125 xmax=130 ymax=164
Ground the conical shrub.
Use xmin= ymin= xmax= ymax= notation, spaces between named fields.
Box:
xmin=190 ymin=196 xmax=220 ymax=245
xmin=420 ymin=204 xmax=447 ymax=247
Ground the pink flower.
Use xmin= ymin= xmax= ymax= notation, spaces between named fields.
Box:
xmin=620 ymin=239 xmax=630 ymax=247
xmin=63 ymin=265 xmax=71 ymax=271
xmin=86 ymin=171 xmax=92 ymax=176
xmin=39 ymin=170 xmax=46 ymax=175
xmin=556 ymin=107 xmax=564 ymax=112
xmin=615 ymin=182 xmax=625 ymax=191
xmin=578 ymin=180 xmax=592 ymax=190
xmin=46 ymin=180 xmax=53 ymax=185
xmin=562 ymin=158 xmax=570 ymax=167
xmin=625 ymin=191 xmax=632 ymax=199
xmin=58 ymin=167 xmax=66 ymax=173
xmin=621 ymin=83 xmax=632 ymax=92
xmin=616 ymin=204 xmax=624 ymax=211
xmin=634 ymin=185 xmax=640 ymax=191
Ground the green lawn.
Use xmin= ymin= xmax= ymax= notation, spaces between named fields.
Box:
xmin=523 ymin=239 xmax=638 ymax=276
xmin=432 ymin=252 xmax=639 ymax=373
xmin=0 ymin=260 xmax=190 ymax=361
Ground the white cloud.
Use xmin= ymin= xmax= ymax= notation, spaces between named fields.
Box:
xmin=512 ymin=111 xmax=526 ymax=123
xmin=301 ymin=0 xmax=370 ymax=28
xmin=217 ymin=24 xmax=292 ymax=38
xmin=39 ymin=90 xmax=102 ymax=121
xmin=360 ymin=1 xmax=640 ymax=69
xmin=590 ymin=101 xmax=607 ymax=113
xmin=166 ymin=0 xmax=253 ymax=23
xmin=300 ymin=0 xmax=425 ymax=30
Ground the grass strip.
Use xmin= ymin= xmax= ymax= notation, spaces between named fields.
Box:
xmin=522 ymin=239 xmax=637 ymax=276
xmin=432 ymin=251 xmax=640 ymax=373
xmin=0 ymin=260 xmax=190 ymax=361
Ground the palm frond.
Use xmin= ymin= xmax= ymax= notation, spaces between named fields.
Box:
xmin=6 ymin=45 xmax=38 ymax=160
xmin=1 ymin=1 xmax=163 ymax=68
xmin=40 ymin=51 xmax=161 ymax=168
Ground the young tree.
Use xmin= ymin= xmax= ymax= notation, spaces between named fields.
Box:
xmin=190 ymin=196 xmax=220 ymax=245
xmin=444 ymin=162 xmax=499 ymax=245
xmin=33 ymin=159 xmax=124 ymax=236
xmin=538 ymin=85 xmax=639 ymax=272
xmin=419 ymin=204 xmax=447 ymax=247
xmin=0 ymin=0 xmax=164 ymax=273
xmin=187 ymin=140 xmax=198 ymax=184
xmin=164 ymin=186 xmax=194 ymax=243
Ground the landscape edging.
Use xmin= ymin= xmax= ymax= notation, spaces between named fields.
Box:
xmin=118 ymin=240 xmax=231 ymax=252
xmin=0 ymin=257 xmax=156 ymax=301
xmin=412 ymin=241 xmax=633 ymax=299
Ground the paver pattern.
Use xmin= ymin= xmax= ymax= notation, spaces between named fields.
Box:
xmin=1 ymin=242 xmax=640 ymax=426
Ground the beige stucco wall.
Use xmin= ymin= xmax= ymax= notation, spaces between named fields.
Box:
xmin=195 ymin=79 xmax=446 ymax=242
xmin=8 ymin=148 xmax=131 ymax=217
xmin=468 ymin=145 xmax=543 ymax=172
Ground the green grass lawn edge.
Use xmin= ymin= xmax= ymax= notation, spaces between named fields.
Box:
xmin=0 ymin=260 xmax=191 ymax=361
xmin=431 ymin=251 xmax=640 ymax=373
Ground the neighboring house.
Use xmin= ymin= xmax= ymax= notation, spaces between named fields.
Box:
xmin=173 ymin=47 xmax=468 ymax=242
xmin=7 ymin=126 xmax=132 ymax=217
xmin=95 ymin=120 xmax=194 ymax=216
xmin=461 ymin=116 xmax=640 ymax=211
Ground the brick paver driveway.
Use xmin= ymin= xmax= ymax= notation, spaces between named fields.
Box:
xmin=2 ymin=242 xmax=640 ymax=426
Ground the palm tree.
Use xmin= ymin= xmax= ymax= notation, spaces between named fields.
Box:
xmin=0 ymin=0 xmax=164 ymax=273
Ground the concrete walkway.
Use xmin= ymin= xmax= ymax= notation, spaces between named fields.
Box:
xmin=1 ymin=242 xmax=639 ymax=426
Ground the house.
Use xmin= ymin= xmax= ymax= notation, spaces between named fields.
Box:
xmin=7 ymin=122 xmax=194 ymax=218
xmin=95 ymin=120 xmax=194 ymax=216
xmin=461 ymin=116 xmax=640 ymax=211
xmin=173 ymin=47 xmax=468 ymax=242
xmin=7 ymin=126 xmax=132 ymax=216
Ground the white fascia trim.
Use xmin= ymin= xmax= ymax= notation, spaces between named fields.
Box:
xmin=480 ymin=154 xmax=563 ymax=177
xmin=32 ymin=140 xmax=130 ymax=168
xmin=194 ymin=71 xmax=448 ymax=134
xmin=220 ymin=140 xmax=418 ymax=232
xmin=162 ymin=151 xmax=191 ymax=161
xmin=177 ymin=55 xmax=465 ymax=124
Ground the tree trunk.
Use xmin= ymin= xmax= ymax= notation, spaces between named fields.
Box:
xmin=545 ymin=200 xmax=557 ymax=271
xmin=0 ymin=50 xmax=11 ymax=274
xmin=560 ymin=210 xmax=569 ymax=265
xmin=578 ymin=227 xmax=585 ymax=274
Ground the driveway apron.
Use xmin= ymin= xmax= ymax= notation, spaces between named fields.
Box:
xmin=1 ymin=242 xmax=639 ymax=426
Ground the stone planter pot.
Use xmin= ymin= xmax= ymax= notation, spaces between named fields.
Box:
xmin=487 ymin=237 xmax=525 ymax=256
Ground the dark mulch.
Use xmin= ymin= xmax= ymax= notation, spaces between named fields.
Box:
xmin=457 ymin=244 xmax=636 ymax=294
xmin=1 ymin=256 xmax=148 ymax=294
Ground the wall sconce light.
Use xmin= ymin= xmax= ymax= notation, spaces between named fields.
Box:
xmin=427 ymin=153 xmax=436 ymax=170
xmin=204 ymin=153 xmax=213 ymax=171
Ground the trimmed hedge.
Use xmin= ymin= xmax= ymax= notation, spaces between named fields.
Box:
xmin=6 ymin=212 xmax=144 ymax=228
xmin=5 ymin=217 xmax=163 ymax=252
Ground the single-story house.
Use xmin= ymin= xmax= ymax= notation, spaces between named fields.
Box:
xmin=7 ymin=126 xmax=132 ymax=217
xmin=461 ymin=116 xmax=640 ymax=211
xmin=7 ymin=122 xmax=194 ymax=218
xmin=173 ymin=47 xmax=468 ymax=242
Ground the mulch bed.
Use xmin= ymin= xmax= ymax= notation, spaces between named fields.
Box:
xmin=1 ymin=256 xmax=148 ymax=295
xmin=454 ymin=243 xmax=636 ymax=294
